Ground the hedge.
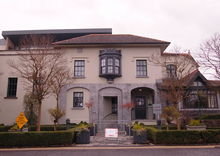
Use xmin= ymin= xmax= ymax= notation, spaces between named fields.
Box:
xmin=146 ymin=127 xmax=220 ymax=144
xmin=0 ymin=126 xmax=11 ymax=132
xmin=28 ymin=125 xmax=77 ymax=131
xmin=0 ymin=129 xmax=75 ymax=147
xmin=198 ymin=114 xmax=220 ymax=120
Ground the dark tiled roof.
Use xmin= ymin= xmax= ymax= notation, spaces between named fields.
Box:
xmin=52 ymin=34 xmax=170 ymax=45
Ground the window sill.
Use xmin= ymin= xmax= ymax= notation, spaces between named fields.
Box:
xmin=4 ymin=97 xmax=18 ymax=99
xmin=71 ymin=107 xmax=85 ymax=110
xmin=73 ymin=76 xmax=85 ymax=79
xmin=136 ymin=76 xmax=149 ymax=78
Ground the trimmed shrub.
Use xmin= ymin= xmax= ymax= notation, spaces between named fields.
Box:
xmin=28 ymin=125 xmax=77 ymax=131
xmin=0 ymin=129 xmax=75 ymax=147
xmin=198 ymin=114 xmax=220 ymax=120
xmin=146 ymin=127 xmax=220 ymax=144
xmin=0 ymin=126 xmax=11 ymax=132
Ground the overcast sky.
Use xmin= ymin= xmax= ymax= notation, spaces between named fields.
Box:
xmin=1 ymin=0 xmax=220 ymax=53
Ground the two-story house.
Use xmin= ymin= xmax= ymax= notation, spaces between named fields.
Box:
xmin=0 ymin=28 xmax=219 ymax=126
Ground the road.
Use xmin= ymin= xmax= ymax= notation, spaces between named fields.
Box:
xmin=0 ymin=146 xmax=220 ymax=156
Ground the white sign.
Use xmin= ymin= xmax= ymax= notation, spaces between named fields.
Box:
xmin=153 ymin=104 xmax=162 ymax=114
xmin=105 ymin=128 xmax=118 ymax=138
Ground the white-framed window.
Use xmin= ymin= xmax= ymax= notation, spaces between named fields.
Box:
xmin=74 ymin=60 xmax=85 ymax=77
xmin=136 ymin=60 xmax=147 ymax=76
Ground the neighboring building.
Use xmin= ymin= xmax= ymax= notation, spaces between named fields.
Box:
xmin=0 ymin=28 xmax=219 ymax=126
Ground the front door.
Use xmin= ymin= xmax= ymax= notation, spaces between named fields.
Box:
xmin=135 ymin=96 xmax=146 ymax=119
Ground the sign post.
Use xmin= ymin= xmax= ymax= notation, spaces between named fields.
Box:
xmin=16 ymin=112 xmax=28 ymax=131
xmin=153 ymin=104 xmax=162 ymax=130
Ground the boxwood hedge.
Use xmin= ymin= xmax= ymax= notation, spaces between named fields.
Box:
xmin=0 ymin=129 xmax=75 ymax=147
xmin=146 ymin=127 xmax=220 ymax=144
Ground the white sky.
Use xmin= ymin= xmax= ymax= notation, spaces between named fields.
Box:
xmin=1 ymin=0 xmax=220 ymax=50
xmin=0 ymin=0 xmax=220 ymax=79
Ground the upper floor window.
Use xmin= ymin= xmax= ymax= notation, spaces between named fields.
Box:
xmin=74 ymin=60 xmax=85 ymax=77
xmin=166 ymin=64 xmax=176 ymax=78
xmin=136 ymin=60 xmax=147 ymax=76
xmin=99 ymin=48 xmax=122 ymax=82
xmin=7 ymin=78 xmax=18 ymax=97
xmin=107 ymin=58 xmax=113 ymax=73
xmin=101 ymin=59 xmax=106 ymax=74
xmin=73 ymin=92 xmax=83 ymax=107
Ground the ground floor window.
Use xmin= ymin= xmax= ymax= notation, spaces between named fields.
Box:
xmin=112 ymin=97 xmax=118 ymax=114
xmin=73 ymin=92 xmax=83 ymax=107
xmin=183 ymin=90 xmax=218 ymax=108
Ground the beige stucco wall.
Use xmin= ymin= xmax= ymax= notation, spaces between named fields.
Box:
xmin=66 ymin=46 xmax=163 ymax=84
xmin=0 ymin=51 xmax=58 ymax=125
xmin=1 ymin=45 xmax=201 ymax=125
xmin=66 ymin=87 xmax=90 ymax=124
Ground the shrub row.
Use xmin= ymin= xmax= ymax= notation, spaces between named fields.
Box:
xmin=0 ymin=129 xmax=75 ymax=147
xmin=198 ymin=114 xmax=220 ymax=120
xmin=0 ymin=126 xmax=11 ymax=132
xmin=28 ymin=125 xmax=77 ymax=131
xmin=146 ymin=127 xmax=220 ymax=144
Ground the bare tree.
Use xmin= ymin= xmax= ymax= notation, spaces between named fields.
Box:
xmin=196 ymin=32 xmax=220 ymax=80
xmin=7 ymin=34 xmax=67 ymax=131
xmin=149 ymin=45 xmax=198 ymax=130
xmin=50 ymin=62 xmax=73 ymax=125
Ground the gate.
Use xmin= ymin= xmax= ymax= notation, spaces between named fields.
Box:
xmin=92 ymin=120 xmax=133 ymax=144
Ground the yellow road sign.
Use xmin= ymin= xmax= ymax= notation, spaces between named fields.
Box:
xmin=16 ymin=112 xmax=28 ymax=129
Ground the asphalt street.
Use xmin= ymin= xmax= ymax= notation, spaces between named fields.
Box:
xmin=0 ymin=146 xmax=220 ymax=156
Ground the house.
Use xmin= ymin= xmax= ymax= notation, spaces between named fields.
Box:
xmin=0 ymin=28 xmax=219 ymax=126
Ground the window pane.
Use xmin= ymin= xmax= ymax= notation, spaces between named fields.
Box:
xmin=74 ymin=60 xmax=85 ymax=76
xmin=7 ymin=78 xmax=18 ymax=97
xmin=73 ymin=92 xmax=83 ymax=107
xmin=108 ymin=66 xmax=113 ymax=73
xmin=136 ymin=60 xmax=147 ymax=76
xmin=108 ymin=58 xmax=113 ymax=65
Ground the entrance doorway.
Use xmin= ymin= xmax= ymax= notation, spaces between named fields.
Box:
xmin=103 ymin=97 xmax=118 ymax=121
xmin=135 ymin=96 xmax=146 ymax=119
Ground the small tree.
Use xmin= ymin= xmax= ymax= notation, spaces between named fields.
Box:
xmin=85 ymin=99 xmax=94 ymax=124
xmin=48 ymin=107 xmax=66 ymax=131
xmin=23 ymin=93 xmax=39 ymax=126
xmin=161 ymin=106 xmax=181 ymax=130
xmin=7 ymin=34 xmax=67 ymax=131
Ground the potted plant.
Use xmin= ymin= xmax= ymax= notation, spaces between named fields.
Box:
xmin=186 ymin=119 xmax=206 ymax=130
xmin=125 ymin=124 xmax=133 ymax=136
xmin=132 ymin=122 xmax=147 ymax=144
xmin=74 ymin=122 xmax=90 ymax=144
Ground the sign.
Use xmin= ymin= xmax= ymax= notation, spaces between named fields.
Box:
xmin=105 ymin=128 xmax=118 ymax=138
xmin=153 ymin=104 xmax=162 ymax=114
xmin=16 ymin=112 xmax=28 ymax=129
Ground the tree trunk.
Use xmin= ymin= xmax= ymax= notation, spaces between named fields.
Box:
xmin=177 ymin=118 xmax=181 ymax=130
xmin=56 ymin=100 xmax=60 ymax=126
xmin=36 ymin=103 xmax=42 ymax=131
